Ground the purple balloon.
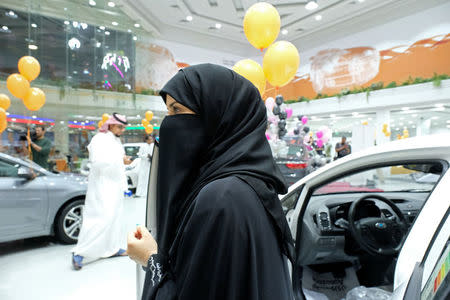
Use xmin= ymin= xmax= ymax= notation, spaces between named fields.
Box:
xmin=317 ymin=139 xmax=324 ymax=148
xmin=316 ymin=131 xmax=323 ymax=139
xmin=301 ymin=116 xmax=308 ymax=125
xmin=285 ymin=108 xmax=293 ymax=119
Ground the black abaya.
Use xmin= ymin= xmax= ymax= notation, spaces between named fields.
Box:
xmin=143 ymin=177 xmax=293 ymax=300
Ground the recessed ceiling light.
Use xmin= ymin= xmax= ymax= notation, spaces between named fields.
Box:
xmin=431 ymin=116 xmax=440 ymax=120
xmin=330 ymin=114 xmax=336 ymax=118
xmin=28 ymin=44 xmax=38 ymax=50
xmin=99 ymin=25 xmax=105 ymax=30
xmin=89 ymin=0 xmax=96 ymax=6
xmin=305 ymin=0 xmax=318 ymax=10
xmin=400 ymin=122 xmax=404 ymax=126
xmin=134 ymin=23 xmax=140 ymax=28
xmin=447 ymin=120 xmax=450 ymax=123
xmin=412 ymin=114 xmax=418 ymax=117
xmin=215 ymin=23 xmax=222 ymax=29
xmin=72 ymin=21 xmax=79 ymax=27
xmin=108 ymin=2 xmax=115 ymax=7
xmin=32 ymin=115 xmax=37 ymax=119
xmin=315 ymin=15 xmax=322 ymax=21
xmin=358 ymin=0 xmax=365 ymax=2
xmin=112 ymin=21 xmax=118 ymax=26
xmin=2 ymin=26 xmax=8 ymax=31
xmin=96 ymin=42 xmax=101 ymax=47
xmin=186 ymin=15 xmax=193 ymax=22
xmin=64 ymin=20 xmax=70 ymax=25
xmin=127 ymin=29 xmax=132 ymax=32
xmin=281 ymin=29 xmax=288 ymax=35
xmin=408 ymin=121 xmax=413 ymax=124
xmin=401 ymin=107 xmax=409 ymax=111
xmin=133 ymin=36 xmax=137 ymax=41
xmin=396 ymin=128 xmax=400 ymax=131
xmin=435 ymin=103 xmax=444 ymax=108
xmin=80 ymin=23 xmax=88 ymax=30
xmin=31 ymin=23 xmax=37 ymax=28
xmin=105 ymin=31 xmax=110 ymax=35
xmin=352 ymin=112 xmax=359 ymax=116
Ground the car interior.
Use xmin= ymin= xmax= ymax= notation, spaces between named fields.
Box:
xmin=282 ymin=162 xmax=446 ymax=300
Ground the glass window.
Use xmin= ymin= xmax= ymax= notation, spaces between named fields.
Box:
xmin=0 ymin=159 xmax=19 ymax=177
xmin=281 ymin=189 xmax=301 ymax=213
xmin=313 ymin=163 xmax=442 ymax=196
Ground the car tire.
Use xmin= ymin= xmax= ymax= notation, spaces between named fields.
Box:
xmin=55 ymin=199 xmax=85 ymax=244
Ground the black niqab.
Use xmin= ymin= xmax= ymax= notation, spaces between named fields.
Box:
xmin=157 ymin=64 xmax=294 ymax=262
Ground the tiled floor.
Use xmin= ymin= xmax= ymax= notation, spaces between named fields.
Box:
xmin=0 ymin=196 xmax=146 ymax=300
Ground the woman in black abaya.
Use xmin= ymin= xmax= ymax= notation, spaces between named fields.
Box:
xmin=127 ymin=64 xmax=295 ymax=300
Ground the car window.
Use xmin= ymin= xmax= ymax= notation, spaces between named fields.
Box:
xmin=0 ymin=160 xmax=20 ymax=177
xmin=313 ymin=163 xmax=442 ymax=196
xmin=421 ymin=238 xmax=450 ymax=300
xmin=281 ymin=189 xmax=301 ymax=212
xmin=124 ymin=146 xmax=140 ymax=158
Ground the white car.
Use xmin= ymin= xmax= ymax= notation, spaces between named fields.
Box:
xmin=284 ymin=134 xmax=449 ymax=300
xmin=139 ymin=135 xmax=450 ymax=300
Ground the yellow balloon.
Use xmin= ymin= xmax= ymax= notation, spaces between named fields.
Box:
xmin=98 ymin=120 xmax=104 ymax=128
xmin=102 ymin=113 xmax=110 ymax=122
xmin=0 ymin=107 xmax=6 ymax=122
xmin=385 ymin=131 xmax=391 ymax=137
xmin=18 ymin=56 xmax=41 ymax=81
xmin=23 ymin=88 xmax=46 ymax=111
xmin=0 ymin=119 xmax=7 ymax=133
xmin=243 ymin=2 xmax=280 ymax=50
xmin=0 ymin=94 xmax=11 ymax=110
xmin=7 ymin=73 xmax=30 ymax=99
xmin=362 ymin=121 xmax=368 ymax=125
xmin=233 ymin=59 xmax=266 ymax=97
xmin=145 ymin=125 xmax=153 ymax=134
xmin=263 ymin=41 xmax=300 ymax=87
xmin=145 ymin=111 xmax=154 ymax=122
xmin=142 ymin=119 xmax=150 ymax=127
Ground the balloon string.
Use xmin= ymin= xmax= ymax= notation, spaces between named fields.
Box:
xmin=260 ymin=48 xmax=264 ymax=52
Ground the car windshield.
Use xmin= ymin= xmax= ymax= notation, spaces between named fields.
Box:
xmin=314 ymin=163 xmax=442 ymax=196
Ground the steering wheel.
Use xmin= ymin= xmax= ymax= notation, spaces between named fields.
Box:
xmin=348 ymin=195 xmax=409 ymax=256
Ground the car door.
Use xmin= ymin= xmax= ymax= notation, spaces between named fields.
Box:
xmin=0 ymin=158 xmax=49 ymax=242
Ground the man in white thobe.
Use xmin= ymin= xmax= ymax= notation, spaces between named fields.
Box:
xmin=135 ymin=135 xmax=154 ymax=197
xmin=72 ymin=113 xmax=132 ymax=270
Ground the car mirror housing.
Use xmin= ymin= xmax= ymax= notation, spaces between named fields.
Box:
xmin=17 ymin=166 xmax=34 ymax=180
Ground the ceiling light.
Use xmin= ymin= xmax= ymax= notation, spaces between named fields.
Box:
xmin=108 ymin=2 xmax=115 ymax=7
xmin=105 ymin=31 xmax=110 ymax=35
xmin=315 ymin=15 xmax=322 ymax=21
xmin=412 ymin=114 xmax=418 ymax=117
xmin=408 ymin=121 xmax=413 ymax=124
xmin=89 ymin=0 xmax=96 ymax=6
xmin=133 ymin=36 xmax=137 ymax=41
xmin=358 ymin=0 xmax=365 ymax=2
xmin=305 ymin=0 xmax=318 ymax=10
xmin=64 ymin=20 xmax=70 ymax=25
xmin=32 ymin=115 xmax=37 ymax=119
xmin=431 ymin=116 xmax=440 ymax=120
xmin=60 ymin=121 xmax=65 ymax=124
xmin=31 ymin=23 xmax=37 ymax=28
xmin=330 ymin=114 xmax=336 ymax=118
xmin=2 ymin=26 xmax=8 ymax=31
xmin=435 ymin=103 xmax=444 ymax=108
xmin=215 ymin=23 xmax=222 ymax=29
xmin=401 ymin=107 xmax=409 ymax=111
xmin=72 ymin=21 xmax=79 ymax=28
xmin=400 ymin=122 xmax=404 ymax=126
xmin=127 ymin=29 xmax=132 ymax=32
xmin=352 ymin=112 xmax=359 ymax=116
xmin=28 ymin=44 xmax=38 ymax=50
xmin=80 ymin=23 xmax=88 ymax=30
xmin=99 ymin=26 xmax=105 ymax=30
xmin=281 ymin=29 xmax=288 ymax=35
xmin=68 ymin=37 xmax=81 ymax=50
xmin=396 ymin=128 xmax=400 ymax=131
xmin=134 ymin=23 xmax=140 ymax=28
xmin=447 ymin=120 xmax=450 ymax=123
xmin=412 ymin=125 xmax=416 ymax=128
xmin=96 ymin=42 xmax=101 ymax=47
xmin=186 ymin=16 xmax=193 ymax=22
xmin=112 ymin=21 xmax=118 ymax=26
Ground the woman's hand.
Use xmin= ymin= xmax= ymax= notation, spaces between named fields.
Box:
xmin=127 ymin=225 xmax=158 ymax=267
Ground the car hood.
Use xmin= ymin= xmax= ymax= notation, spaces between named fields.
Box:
xmin=45 ymin=172 xmax=88 ymax=189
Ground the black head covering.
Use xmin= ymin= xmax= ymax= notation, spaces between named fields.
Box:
xmin=157 ymin=64 xmax=294 ymax=262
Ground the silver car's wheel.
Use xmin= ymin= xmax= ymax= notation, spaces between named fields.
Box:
xmin=55 ymin=199 xmax=85 ymax=244
xmin=63 ymin=204 xmax=83 ymax=240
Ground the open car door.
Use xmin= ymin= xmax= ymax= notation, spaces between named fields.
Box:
xmin=136 ymin=141 xmax=159 ymax=300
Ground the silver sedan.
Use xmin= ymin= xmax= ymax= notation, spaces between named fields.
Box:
xmin=0 ymin=153 xmax=87 ymax=244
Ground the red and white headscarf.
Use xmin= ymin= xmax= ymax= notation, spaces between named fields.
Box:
xmin=100 ymin=113 xmax=128 ymax=133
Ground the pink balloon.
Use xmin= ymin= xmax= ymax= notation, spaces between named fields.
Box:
xmin=285 ymin=107 xmax=293 ymax=119
xmin=265 ymin=97 xmax=275 ymax=112
xmin=322 ymin=136 xmax=329 ymax=144
xmin=317 ymin=139 xmax=324 ymax=148
xmin=301 ymin=116 xmax=308 ymax=125
xmin=265 ymin=133 xmax=271 ymax=140
xmin=316 ymin=131 xmax=323 ymax=139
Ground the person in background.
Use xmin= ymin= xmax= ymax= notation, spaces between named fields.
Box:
xmin=27 ymin=125 xmax=52 ymax=169
xmin=136 ymin=134 xmax=155 ymax=197
xmin=335 ymin=136 xmax=351 ymax=159
xmin=71 ymin=113 xmax=132 ymax=270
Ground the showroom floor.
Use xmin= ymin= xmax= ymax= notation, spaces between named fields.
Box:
xmin=0 ymin=196 xmax=146 ymax=300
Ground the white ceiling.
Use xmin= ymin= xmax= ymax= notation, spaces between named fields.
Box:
xmin=119 ymin=0 xmax=450 ymax=57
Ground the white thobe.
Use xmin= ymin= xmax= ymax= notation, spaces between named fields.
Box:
xmin=72 ymin=131 xmax=128 ymax=259
xmin=136 ymin=142 xmax=154 ymax=197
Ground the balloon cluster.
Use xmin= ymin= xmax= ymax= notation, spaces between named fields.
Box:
xmin=265 ymin=96 xmax=294 ymax=140
xmin=142 ymin=111 xmax=154 ymax=134
xmin=7 ymin=56 xmax=45 ymax=111
xmin=397 ymin=129 xmax=409 ymax=140
xmin=382 ymin=123 xmax=391 ymax=137
xmin=232 ymin=2 xmax=300 ymax=97
xmin=314 ymin=126 xmax=332 ymax=149
xmin=2 ymin=56 xmax=45 ymax=134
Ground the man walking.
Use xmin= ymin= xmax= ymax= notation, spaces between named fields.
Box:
xmin=72 ymin=113 xmax=132 ymax=270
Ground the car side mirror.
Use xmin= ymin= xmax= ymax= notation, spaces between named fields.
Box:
xmin=18 ymin=167 xmax=34 ymax=180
